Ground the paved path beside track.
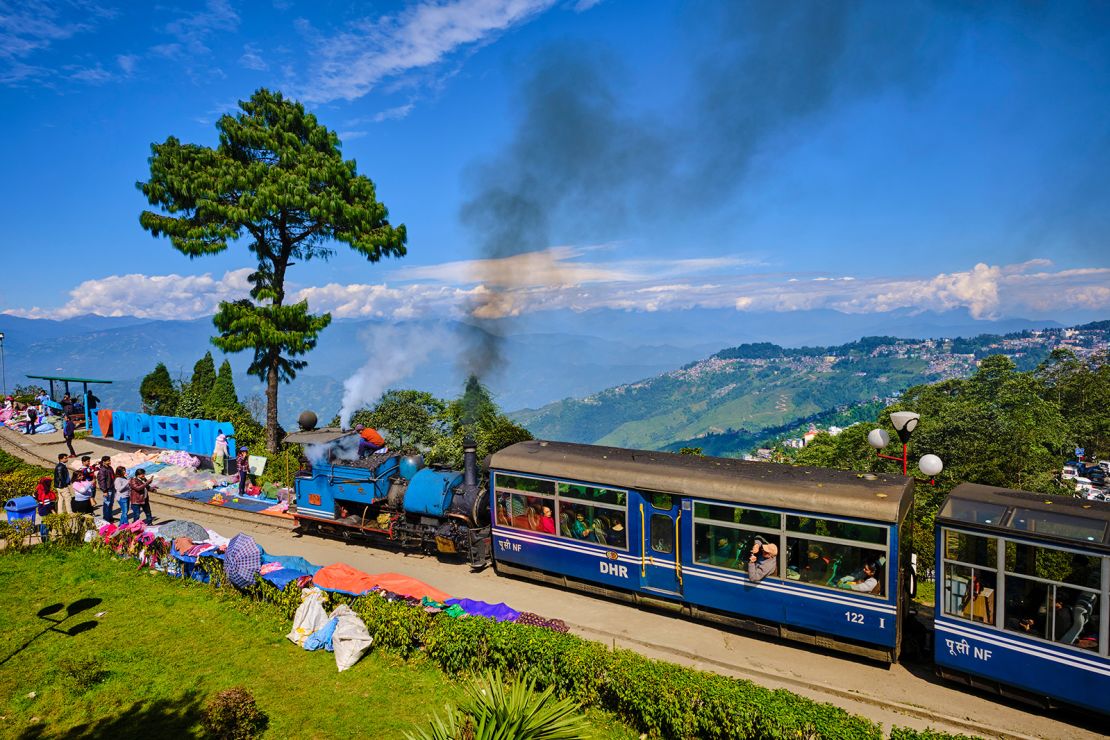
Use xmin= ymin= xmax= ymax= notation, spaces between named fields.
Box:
xmin=0 ymin=427 xmax=1103 ymax=738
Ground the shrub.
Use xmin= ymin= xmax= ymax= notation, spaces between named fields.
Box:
xmin=43 ymin=512 xmax=94 ymax=547
xmin=406 ymin=669 xmax=590 ymax=740
xmin=57 ymin=656 xmax=108 ymax=692
xmin=202 ymin=686 xmax=269 ymax=740
xmin=0 ymin=519 xmax=39 ymax=554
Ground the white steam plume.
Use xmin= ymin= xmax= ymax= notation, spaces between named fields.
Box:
xmin=338 ymin=325 xmax=448 ymax=428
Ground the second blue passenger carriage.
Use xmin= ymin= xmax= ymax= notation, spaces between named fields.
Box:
xmin=488 ymin=440 xmax=915 ymax=661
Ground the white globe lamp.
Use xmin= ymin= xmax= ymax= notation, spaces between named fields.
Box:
xmin=867 ymin=429 xmax=890 ymax=450
xmin=918 ymin=454 xmax=944 ymax=478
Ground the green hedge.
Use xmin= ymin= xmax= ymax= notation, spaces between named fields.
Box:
xmin=0 ymin=449 xmax=50 ymax=498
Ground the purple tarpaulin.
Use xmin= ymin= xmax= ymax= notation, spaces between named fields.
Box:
xmin=445 ymin=598 xmax=521 ymax=622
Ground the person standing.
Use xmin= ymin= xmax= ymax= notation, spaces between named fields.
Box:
xmin=236 ymin=448 xmax=250 ymax=497
xmin=53 ymin=454 xmax=72 ymax=515
xmin=71 ymin=472 xmax=95 ymax=515
xmin=96 ymin=456 xmax=116 ymax=522
xmin=113 ymin=466 xmax=131 ymax=526
xmin=35 ymin=476 xmax=57 ymax=542
xmin=62 ymin=415 xmax=77 ymax=456
xmin=129 ymin=469 xmax=154 ymax=525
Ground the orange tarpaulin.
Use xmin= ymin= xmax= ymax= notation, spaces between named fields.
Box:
xmin=97 ymin=409 xmax=113 ymax=437
xmin=311 ymin=562 xmax=451 ymax=601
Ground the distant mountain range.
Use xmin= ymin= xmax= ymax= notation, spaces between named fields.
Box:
xmin=0 ymin=308 xmax=1087 ymax=431
xmin=511 ymin=322 xmax=1110 ymax=455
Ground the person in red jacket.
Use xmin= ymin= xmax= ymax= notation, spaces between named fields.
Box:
xmin=129 ymin=469 xmax=155 ymax=525
xmin=35 ymin=476 xmax=57 ymax=542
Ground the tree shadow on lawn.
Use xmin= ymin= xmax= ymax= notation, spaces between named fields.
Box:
xmin=16 ymin=690 xmax=205 ymax=740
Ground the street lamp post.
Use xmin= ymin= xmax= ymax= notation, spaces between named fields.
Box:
xmin=0 ymin=331 xmax=6 ymax=397
xmin=867 ymin=411 xmax=943 ymax=482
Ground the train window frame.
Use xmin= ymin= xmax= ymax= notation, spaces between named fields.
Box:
xmin=493 ymin=472 xmax=631 ymax=551
xmin=940 ymin=528 xmax=999 ymax=626
xmin=1000 ymin=537 xmax=1104 ymax=654
xmin=693 ymin=502 xmax=783 ymax=577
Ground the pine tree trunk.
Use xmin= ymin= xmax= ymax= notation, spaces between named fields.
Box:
xmin=266 ymin=357 xmax=280 ymax=452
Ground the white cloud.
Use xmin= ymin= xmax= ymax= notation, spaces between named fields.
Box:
xmin=372 ymin=102 xmax=415 ymax=122
xmin=163 ymin=0 xmax=240 ymax=55
xmin=299 ymin=0 xmax=558 ymax=103
xmin=239 ymin=42 xmax=267 ymax=71
xmin=8 ymin=256 xmax=1109 ymax=323
xmin=0 ymin=0 xmax=114 ymax=85
xmin=116 ymin=53 xmax=138 ymax=76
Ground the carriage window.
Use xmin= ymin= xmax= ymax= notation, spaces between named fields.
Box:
xmin=941 ymin=529 xmax=997 ymax=624
xmin=694 ymin=503 xmax=780 ymax=529
xmin=559 ymin=500 xmax=627 ymax=549
xmin=695 ymin=525 xmax=772 ymax=572
xmin=494 ymin=489 xmax=556 ymax=534
xmin=557 ymin=483 xmax=626 ymax=507
xmin=1002 ymin=542 xmax=1102 ymax=652
xmin=944 ymin=531 xmax=997 ymax=568
xmin=1005 ymin=542 xmax=1102 ymax=589
xmin=786 ymin=537 xmax=886 ymax=596
xmin=939 ymin=498 xmax=1008 ymax=526
xmin=650 ymin=515 xmax=673 ymax=554
xmin=1009 ymin=508 xmax=1106 ymax=544
xmin=651 ymin=493 xmax=673 ymax=510
xmin=786 ymin=516 xmax=886 ymax=545
xmin=495 ymin=474 xmax=555 ymax=496
xmin=943 ymin=563 xmax=996 ymax=624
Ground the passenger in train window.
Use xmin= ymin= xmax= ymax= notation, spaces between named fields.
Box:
xmin=591 ymin=515 xmax=609 ymax=544
xmin=1004 ymin=615 xmax=1037 ymax=634
xmin=747 ymin=537 xmax=778 ymax=583
xmin=559 ymin=511 xmax=573 ymax=537
xmin=572 ymin=512 xmax=591 ymax=539
xmin=801 ymin=545 xmax=831 ymax=582
xmin=713 ymin=536 xmax=737 ymax=566
xmin=1053 ymin=597 xmax=1074 ymax=642
xmin=838 ymin=562 xmax=880 ymax=593
xmin=539 ymin=505 xmax=556 ymax=535
xmin=608 ymin=519 xmax=625 ymax=548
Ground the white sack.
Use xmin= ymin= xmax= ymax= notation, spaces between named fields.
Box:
xmin=330 ymin=604 xmax=373 ymax=672
xmin=286 ymin=588 xmax=328 ymax=647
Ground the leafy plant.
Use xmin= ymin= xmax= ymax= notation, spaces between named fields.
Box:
xmin=202 ymin=686 xmax=269 ymax=740
xmin=407 ymin=669 xmax=590 ymax=740
xmin=57 ymin=656 xmax=108 ymax=692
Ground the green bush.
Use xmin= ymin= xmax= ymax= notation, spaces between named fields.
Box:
xmin=201 ymin=686 xmax=269 ymax=740
xmin=57 ymin=655 xmax=109 ymax=692
xmin=889 ymin=730 xmax=978 ymax=740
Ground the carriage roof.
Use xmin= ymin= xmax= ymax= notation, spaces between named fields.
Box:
xmin=490 ymin=440 xmax=913 ymax=524
xmin=939 ymin=482 xmax=1110 ymax=551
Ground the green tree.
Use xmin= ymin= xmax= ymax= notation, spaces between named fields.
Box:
xmin=191 ymin=351 xmax=218 ymax=395
xmin=1036 ymin=348 xmax=1110 ymax=459
xmin=427 ymin=378 xmax=533 ymax=470
xmin=207 ymin=360 xmax=240 ymax=417
xmin=346 ymin=389 xmax=447 ymax=453
xmin=139 ymin=363 xmax=179 ymax=415
xmin=137 ymin=88 xmax=407 ymax=451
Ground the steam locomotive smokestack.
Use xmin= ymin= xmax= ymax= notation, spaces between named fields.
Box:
xmin=463 ymin=437 xmax=478 ymax=490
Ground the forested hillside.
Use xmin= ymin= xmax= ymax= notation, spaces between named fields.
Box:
xmin=513 ymin=323 xmax=1110 ymax=455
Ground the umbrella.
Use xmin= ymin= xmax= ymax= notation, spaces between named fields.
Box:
xmin=158 ymin=520 xmax=210 ymax=542
xmin=224 ymin=533 xmax=261 ymax=589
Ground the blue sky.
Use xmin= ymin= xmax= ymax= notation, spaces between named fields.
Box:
xmin=2 ymin=0 xmax=1109 ymax=325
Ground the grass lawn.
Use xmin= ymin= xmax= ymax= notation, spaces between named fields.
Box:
xmin=913 ymin=580 xmax=936 ymax=607
xmin=0 ymin=548 xmax=638 ymax=739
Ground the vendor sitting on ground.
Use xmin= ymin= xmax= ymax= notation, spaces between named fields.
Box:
xmin=355 ymin=425 xmax=387 ymax=457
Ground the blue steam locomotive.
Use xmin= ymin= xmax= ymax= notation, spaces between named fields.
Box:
xmin=287 ymin=423 xmax=1110 ymax=714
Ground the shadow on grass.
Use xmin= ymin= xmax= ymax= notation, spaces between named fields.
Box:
xmin=0 ymin=599 xmax=101 ymax=667
xmin=16 ymin=691 xmax=205 ymax=739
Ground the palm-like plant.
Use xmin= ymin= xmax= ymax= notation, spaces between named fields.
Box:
xmin=407 ymin=669 xmax=591 ymax=740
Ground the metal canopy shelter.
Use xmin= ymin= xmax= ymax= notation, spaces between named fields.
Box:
xmin=24 ymin=374 xmax=113 ymax=401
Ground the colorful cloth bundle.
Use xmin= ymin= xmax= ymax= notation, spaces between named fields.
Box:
xmin=514 ymin=612 xmax=570 ymax=633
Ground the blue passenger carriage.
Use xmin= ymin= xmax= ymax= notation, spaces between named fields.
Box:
xmin=934 ymin=483 xmax=1109 ymax=712
xmin=489 ymin=440 xmax=915 ymax=661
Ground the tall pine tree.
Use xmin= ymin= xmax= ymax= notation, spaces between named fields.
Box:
xmin=137 ymin=89 xmax=407 ymax=450
xmin=191 ymin=352 xmax=217 ymax=395
xmin=207 ymin=360 xmax=240 ymax=417
xmin=139 ymin=363 xmax=179 ymax=415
